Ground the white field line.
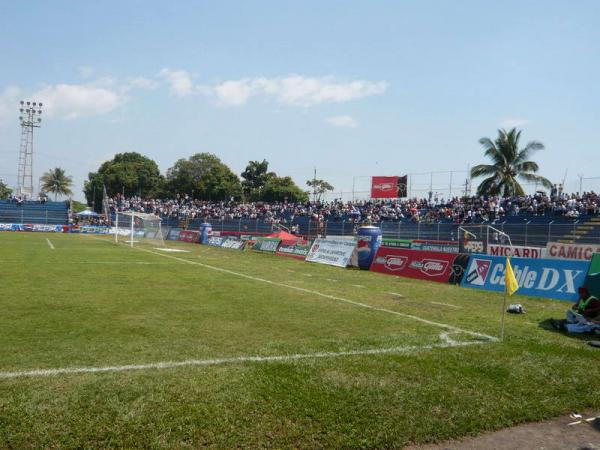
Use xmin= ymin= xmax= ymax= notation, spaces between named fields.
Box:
xmin=387 ymin=292 xmax=405 ymax=298
xmin=431 ymin=301 xmax=461 ymax=309
xmin=0 ymin=338 xmax=485 ymax=380
xmin=351 ymin=284 xmax=365 ymax=288
xmin=326 ymin=279 xmax=339 ymax=283
xmin=133 ymin=246 xmax=497 ymax=342
xmin=46 ymin=238 xmax=55 ymax=250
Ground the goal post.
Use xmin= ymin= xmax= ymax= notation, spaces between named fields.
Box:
xmin=112 ymin=211 xmax=166 ymax=248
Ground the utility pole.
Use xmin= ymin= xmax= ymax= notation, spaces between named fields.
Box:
xmin=577 ymin=174 xmax=584 ymax=194
xmin=17 ymin=100 xmax=43 ymax=198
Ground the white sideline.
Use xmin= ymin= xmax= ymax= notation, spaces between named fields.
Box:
xmin=134 ymin=246 xmax=497 ymax=342
xmin=0 ymin=338 xmax=485 ymax=379
xmin=46 ymin=238 xmax=55 ymax=250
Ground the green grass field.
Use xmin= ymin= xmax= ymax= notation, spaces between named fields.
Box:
xmin=1 ymin=232 xmax=599 ymax=448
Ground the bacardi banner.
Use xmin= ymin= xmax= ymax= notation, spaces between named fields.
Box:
xmin=305 ymin=238 xmax=356 ymax=268
xmin=178 ymin=230 xmax=200 ymax=243
xmin=546 ymin=242 xmax=600 ymax=261
xmin=370 ymin=247 xmax=469 ymax=284
xmin=371 ymin=175 xmax=407 ymax=199
xmin=461 ymin=255 xmax=590 ymax=302
xmin=252 ymin=237 xmax=281 ymax=253
xmin=488 ymin=244 xmax=546 ymax=259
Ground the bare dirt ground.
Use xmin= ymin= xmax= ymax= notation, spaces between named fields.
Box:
xmin=407 ymin=412 xmax=600 ymax=450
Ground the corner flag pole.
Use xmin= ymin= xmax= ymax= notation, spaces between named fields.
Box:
xmin=487 ymin=226 xmax=516 ymax=341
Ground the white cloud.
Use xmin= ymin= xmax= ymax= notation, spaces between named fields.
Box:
xmin=127 ymin=76 xmax=159 ymax=90
xmin=212 ymin=75 xmax=387 ymax=107
xmin=326 ymin=115 xmax=358 ymax=128
xmin=499 ymin=117 xmax=529 ymax=129
xmin=158 ymin=68 xmax=195 ymax=97
xmin=213 ymin=79 xmax=256 ymax=106
xmin=33 ymin=83 xmax=124 ymax=120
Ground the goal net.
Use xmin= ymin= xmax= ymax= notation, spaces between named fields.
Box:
xmin=112 ymin=211 xmax=166 ymax=248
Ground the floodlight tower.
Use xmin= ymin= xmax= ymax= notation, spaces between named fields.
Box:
xmin=16 ymin=100 xmax=43 ymax=198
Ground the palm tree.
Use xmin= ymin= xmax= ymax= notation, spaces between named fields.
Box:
xmin=40 ymin=167 xmax=73 ymax=201
xmin=470 ymin=128 xmax=552 ymax=196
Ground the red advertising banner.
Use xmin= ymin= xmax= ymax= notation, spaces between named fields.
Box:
xmin=488 ymin=244 xmax=546 ymax=259
xmin=546 ymin=242 xmax=600 ymax=261
xmin=178 ymin=230 xmax=200 ymax=243
xmin=370 ymin=247 xmax=464 ymax=283
xmin=371 ymin=176 xmax=399 ymax=199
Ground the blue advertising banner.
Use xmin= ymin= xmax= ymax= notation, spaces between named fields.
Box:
xmin=460 ymin=255 xmax=590 ymax=302
xmin=167 ymin=228 xmax=181 ymax=241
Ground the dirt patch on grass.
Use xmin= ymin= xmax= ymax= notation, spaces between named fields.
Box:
xmin=406 ymin=411 xmax=600 ymax=450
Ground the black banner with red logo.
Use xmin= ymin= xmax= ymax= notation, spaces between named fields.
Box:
xmin=370 ymin=247 xmax=470 ymax=284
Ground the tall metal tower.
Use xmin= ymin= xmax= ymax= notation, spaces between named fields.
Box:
xmin=16 ymin=100 xmax=42 ymax=198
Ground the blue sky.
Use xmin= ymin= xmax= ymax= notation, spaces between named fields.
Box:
xmin=0 ymin=1 xmax=598 ymax=201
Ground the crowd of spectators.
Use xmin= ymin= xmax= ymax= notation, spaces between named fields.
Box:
xmin=107 ymin=189 xmax=600 ymax=225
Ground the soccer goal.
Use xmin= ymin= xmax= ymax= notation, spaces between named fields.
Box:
xmin=112 ymin=212 xmax=166 ymax=248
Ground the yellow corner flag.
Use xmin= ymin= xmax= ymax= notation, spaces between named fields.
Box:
xmin=505 ymin=257 xmax=519 ymax=296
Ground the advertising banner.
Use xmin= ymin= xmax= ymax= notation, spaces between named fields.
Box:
xmin=411 ymin=240 xmax=459 ymax=253
xmin=0 ymin=223 xmax=19 ymax=231
xmin=0 ymin=223 xmax=66 ymax=233
xmin=71 ymin=225 xmax=110 ymax=234
xmin=178 ymin=230 xmax=200 ymax=243
xmin=546 ymin=242 xmax=600 ymax=261
xmin=459 ymin=239 xmax=486 ymax=254
xmin=221 ymin=238 xmax=246 ymax=250
xmin=381 ymin=238 xmax=412 ymax=249
xmin=276 ymin=240 xmax=312 ymax=259
xmin=461 ymin=255 xmax=590 ymax=301
xmin=207 ymin=236 xmax=226 ymax=247
xmin=488 ymin=244 xmax=546 ymax=259
xmin=585 ymin=253 xmax=600 ymax=298
xmin=371 ymin=176 xmax=399 ymax=199
xmin=305 ymin=238 xmax=356 ymax=268
xmin=370 ymin=247 xmax=469 ymax=284
xmin=253 ymin=237 xmax=281 ymax=253
xmin=167 ymin=228 xmax=181 ymax=241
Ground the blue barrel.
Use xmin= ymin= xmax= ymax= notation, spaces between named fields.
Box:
xmin=356 ymin=226 xmax=382 ymax=270
xmin=199 ymin=223 xmax=212 ymax=244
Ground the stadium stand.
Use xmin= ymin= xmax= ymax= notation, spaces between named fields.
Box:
xmin=0 ymin=200 xmax=69 ymax=225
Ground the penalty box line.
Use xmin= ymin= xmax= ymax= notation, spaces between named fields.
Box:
xmin=0 ymin=338 xmax=485 ymax=380
xmin=135 ymin=246 xmax=498 ymax=343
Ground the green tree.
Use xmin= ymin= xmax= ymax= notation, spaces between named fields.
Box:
xmin=261 ymin=176 xmax=308 ymax=203
xmin=166 ymin=153 xmax=242 ymax=201
xmin=0 ymin=179 xmax=12 ymax=200
xmin=471 ymin=128 xmax=552 ymax=196
xmin=306 ymin=178 xmax=334 ymax=201
xmin=84 ymin=152 xmax=165 ymax=210
xmin=40 ymin=167 xmax=74 ymax=200
xmin=241 ymin=159 xmax=276 ymax=200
